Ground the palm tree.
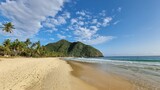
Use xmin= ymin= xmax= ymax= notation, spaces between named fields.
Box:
xmin=17 ymin=42 xmax=26 ymax=54
xmin=3 ymin=39 xmax=11 ymax=47
xmin=0 ymin=22 xmax=15 ymax=33
xmin=30 ymin=41 xmax=42 ymax=56
xmin=39 ymin=45 xmax=46 ymax=56
xmin=35 ymin=41 xmax=41 ymax=55
xmin=36 ymin=41 xmax=41 ymax=49
xmin=31 ymin=42 xmax=37 ymax=49
xmin=24 ymin=38 xmax=32 ymax=48
xmin=3 ymin=39 xmax=11 ymax=55
xmin=13 ymin=39 xmax=25 ymax=55
xmin=10 ymin=39 xmax=19 ymax=55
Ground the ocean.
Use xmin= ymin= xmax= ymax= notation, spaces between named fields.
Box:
xmin=65 ymin=56 xmax=160 ymax=90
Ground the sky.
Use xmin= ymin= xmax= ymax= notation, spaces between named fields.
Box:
xmin=0 ymin=0 xmax=160 ymax=56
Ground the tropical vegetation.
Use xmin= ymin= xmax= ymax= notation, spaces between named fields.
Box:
xmin=0 ymin=39 xmax=47 ymax=57
xmin=45 ymin=39 xmax=103 ymax=57
xmin=0 ymin=22 xmax=103 ymax=57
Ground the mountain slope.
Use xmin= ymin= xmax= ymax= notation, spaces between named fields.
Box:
xmin=45 ymin=39 xmax=103 ymax=57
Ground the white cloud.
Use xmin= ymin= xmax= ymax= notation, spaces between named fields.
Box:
xmin=63 ymin=11 xmax=70 ymax=18
xmin=66 ymin=10 xmax=113 ymax=45
xmin=57 ymin=16 xmax=67 ymax=24
xmin=57 ymin=34 xmax=66 ymax=39
xmin=45 ymin=29 xmax=58 ymax=33
xmin=92 ymin=19 xmax=98 ymax=24
xmin=0 ymin=0 xmax=66 ymax=39
xmin=90 ymin=26 xmax=99 ymax=31
xmin=0 ymin=0 xmax=115 ymax=45
xmin=43 ymin=11 xmax=70 ymax=33
xmin=74 ymin=27 xmax=97 ymax=40
xmin=81 ymin=36 xmax=115 ymax=45
xmin=102 ymin=17 xmax=112 ymax=27
xmin=78 ymin=21 xmax=84 ymax=26
xmin=76 ymin=11 xmax=92 ymax=19
xmin=73 ymin=26 xmax=113 ymax=45
xmin=71 ymin=18 xmax=85 ymax=26
xmin=76 ymin=11 xmax=86 ymax=16
xmin=71 ymin=18 xmax=77 ymax=25
xmin=78 ymin=16 xmax=84 ymax=20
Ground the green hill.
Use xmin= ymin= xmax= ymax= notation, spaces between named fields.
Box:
xmin=45 ymin=39 xmax=103 ymax=57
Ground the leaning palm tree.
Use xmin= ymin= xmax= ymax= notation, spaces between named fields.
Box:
xmin=35 ymin=41 xmax=41 ymax=55
xmin=0 ymin=22 xmax=15 ymax=33
xmin=31 ymin=41 xmax=41 ymax=56
xmin=24 ymin=38 xmax=32 ymax=48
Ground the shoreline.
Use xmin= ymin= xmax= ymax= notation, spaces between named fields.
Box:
xmin=65 ymin=58 xmax=159 ymax=90
xmin=67 ymin=60 xmax=139 ymax=90
xmin=0 ymin=57 xmax=151 ymax=90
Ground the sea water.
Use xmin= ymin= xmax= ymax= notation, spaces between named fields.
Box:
xmin=65 ymin=56 xmax=160 ymax=90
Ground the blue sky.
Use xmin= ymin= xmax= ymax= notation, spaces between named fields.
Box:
xmin=0 ymin=0 xmax=160 ymax=56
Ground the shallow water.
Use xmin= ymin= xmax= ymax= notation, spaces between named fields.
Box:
xmin=64 ymin=56 xmax=160 ymax=90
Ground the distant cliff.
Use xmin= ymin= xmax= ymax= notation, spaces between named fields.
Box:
xmin=45 ymin=39 xmax=103 ymax=57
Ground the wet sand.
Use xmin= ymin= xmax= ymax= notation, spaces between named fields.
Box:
xmin=68 ymin=61 xmax=143 ymax=90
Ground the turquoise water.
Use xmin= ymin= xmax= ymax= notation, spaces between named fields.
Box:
xmin=105 ymin=56 xmax=160 ymax=62
xmin=65 ymin=56 xmax=160 ymax=90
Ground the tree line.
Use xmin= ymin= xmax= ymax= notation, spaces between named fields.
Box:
xmin=0 ymin=39 xmax=46 ymax=57
xmin=0 ymin=22 xmax=65 ymax=57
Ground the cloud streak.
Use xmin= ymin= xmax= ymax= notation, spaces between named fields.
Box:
xmin=0 ymin=0 xmax=66 ymax=39
xmin=0 ymin=1 xmax=115 ymax=45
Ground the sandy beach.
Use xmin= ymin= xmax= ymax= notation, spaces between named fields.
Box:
xmin=0 ymin=58 xmax=97 ymax=90
xmin=0 ymin=57 xmax=144 ymax=90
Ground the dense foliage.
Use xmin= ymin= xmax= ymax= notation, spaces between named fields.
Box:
xmin=0 ymin=39 xmax=103 ymax=58
xmin=45 ymin=39 xmax=103 ymax=57
xmin=0 ymin=39 xmax=48 ymax=57
xmin=0 ymin=22 xmax=103 ymax=57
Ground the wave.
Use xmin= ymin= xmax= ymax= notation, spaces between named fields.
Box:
xmin=64 ymin=57 xmax=160 ymax=89
xmin=64 ymin=57 xmax=160 ymax=75
xmin=64 ymin=57 xmax=160 ymax=66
